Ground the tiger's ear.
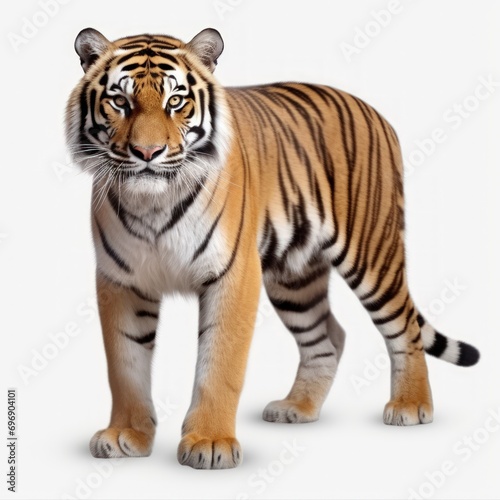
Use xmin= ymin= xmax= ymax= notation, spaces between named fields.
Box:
xmin=186 ymin=28 xmax=224 ymax=72
xmin=75 ymin=28 xmax=111 ymax=72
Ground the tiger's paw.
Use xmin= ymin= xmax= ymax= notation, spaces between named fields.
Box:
xmin=263 ymin=399 xmax=319 ymax=423
xmin=383 ymin=400 xmax=433 ymax=426
xmin=177 ymin=434 xmax=241 ymax=469
xmin=90 ymin=428 xmax=154 ymax=458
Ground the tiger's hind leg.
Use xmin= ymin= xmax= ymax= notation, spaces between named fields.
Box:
xmin=262 ymin=266 xmax=345 ymax=423
xmin=339 ymin=247 xmax=433 ymax=426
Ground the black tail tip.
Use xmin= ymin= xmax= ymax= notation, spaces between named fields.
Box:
xmin=457 ymin=343 xmax=480 ymax=367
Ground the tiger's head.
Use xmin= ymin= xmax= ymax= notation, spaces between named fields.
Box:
xmin=66 ymin=28 xmax=231 ymax=195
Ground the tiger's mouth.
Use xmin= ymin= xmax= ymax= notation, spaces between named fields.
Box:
xmin=122 ymin=165 xmax=182 ymax=180
xmin=78 ymin=146 xmax=207 ymax=187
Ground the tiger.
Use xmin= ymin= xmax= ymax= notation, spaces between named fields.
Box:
xmin=65 ymin=27 xmax=480 ymax=469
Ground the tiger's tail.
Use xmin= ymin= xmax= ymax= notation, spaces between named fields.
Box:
xmin=417 ymin=313 xmax=480 ymax=366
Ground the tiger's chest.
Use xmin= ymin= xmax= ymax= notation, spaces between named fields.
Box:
xmin=93 ymin=186 xmax=229 ymax=295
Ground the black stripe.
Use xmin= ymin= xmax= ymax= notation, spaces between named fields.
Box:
xmin=107 ymin=190 xmax=150 ymax=242
xmin=384 ymin=330 xmax=405 ymax=341
xmin=311 ymin=352 xmax=335 ymax=360
xmin=202 ymin=121 xmax=248 ymax=287
xmin=157 ymin=52 xmax=179 ymax=64
xmin=122 ymin=330 xmax=156 ymax=345
xmin=116 ymin=47 xmax=164 ymax=66
xmin=158 ymin=63 xmax=175 ymax=72
xmin=115 ymin=52 xmax=141 ymax=66
xmin=198 ymin=88 xmax=206 ymax=131
xmin=252 ymin=87 xmax=299 ymax=126
xmin=266 ymin=90 xmax=310 ymax=129
xmin=358 ymin=238 xmax=398 ymax=303
xmin=373 ymin=303 xmax=408 ymax=325
xmin=287 ymin=131 xmax=315 ymax=196
xmin=270 ymin=292 xmax=327 ymax=313
xmin=276 ymin=133 xmax=298 ymax=195
xmin=258 ymin=211 xmax=271 ymax=254
xmin=99 ymin=73 xmax=108 ymax=86
xmin=313 ymin=175 xmax=325 ymax=223
xmin=321 ymin=235 xmax=336 ymax=250
xmin=202 ymin=195 xmax=245 ymax=287
xmin=198 ymin=324 xmax=215 ymax=338
xmin=96 ymin=220 xmax=132 ymax=274
xmin=364 ymin=139 xmax=386 ymax=270
xmin=411 ymin=332 xmax=421 ymax=344
xmin=122 ymin=62 xmax=141 ymax=71
xmin=299 ymin=333 xmax=328 ymax=348
xmin=157 ymin=179 xmax=205 ymax=237
xmin=326 ymin=90 xmax=357 ymax=270
xmin=318 ymin=132 xmax=338 ymax=247
xmin=332 ymin=90 xmax=357 ymax=170
xmin=278 ymin=266 xmax=327 ymax=290
xmin=347 ymin=265 xmax=367 ymax=291
xmin=130 ymin=286 xmax=160 ymax=304
xmin=354 ymin=101 xmax=385 ymax=254
xmin=190 ymin=82 xmax=217 ymax=158
xmin=194 ymin=140 xmax=216 ymax=157
xmin=299 ymin=83 xmax=335 ymax=106
xmin=88 ymin=89 xmax=100 ymax=137
xmin=289 ymin=311 xmax=330 ymax=334
xmin=96 ymin=272 xmax=159 ymax=304
xmin=363 ymin=264 xmax=404 ymax=311
xmin=119 ymin=37 xmax=154 ymax=45
xmin=277 ymin=162 xmax=291 ymax=220
xmin=287 ymin=191 xmax=311 ymax=251
xmin=117 ymin=43 xmax=146 ymax=51
xmin=151 ymin=41 xmax=178 ymax=50
xmin=384 ymin=307 xmax=415 ymax=340
xmin=274 ymin=83 xmax=324 ymax=120
xmin=186 ymin=126 xmax=206 ymax=147
xmin=192 ymin=206 xmax=225 ymax=262
xmin=426 ymin=332 xmax=448 ymax=358
xmin=99 ymin=103 xmax=109 ymax=120
xmin=236 ymin=91 xmax=270 ymax=159
xmin=136 ymin=310 xmax=159 ymax=319
xmin=261 ymin=215 xmax=278 ymax=271
xmin=79 ymin=81 xmax=89 ymax=132
xmin=340 ymin=98 xmax=377 ymax=285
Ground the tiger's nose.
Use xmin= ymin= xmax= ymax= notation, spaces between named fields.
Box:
xmin=130 ymin=144 xmax=166 ymax=161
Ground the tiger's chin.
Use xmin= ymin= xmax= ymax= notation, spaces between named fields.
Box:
xmin=121 ymin=174 xmax=175 ymax=197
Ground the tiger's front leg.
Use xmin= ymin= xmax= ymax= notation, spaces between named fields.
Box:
xmin=90 ymin=273 xmax=160 ymax=458
xmin=178 ymin=250 xmax=261 ymax=469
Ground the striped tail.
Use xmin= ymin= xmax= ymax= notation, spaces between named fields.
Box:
xmin=417 ymin=313 xmax=480 ymax=367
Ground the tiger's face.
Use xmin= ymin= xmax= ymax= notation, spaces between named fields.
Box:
xmin=66 ymin=28 xmax=230 ymax=194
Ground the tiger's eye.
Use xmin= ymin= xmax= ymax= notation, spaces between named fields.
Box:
xmin=113 ymin=95 xmax=128 ymax=108
xmin=168 ymin=95 xmax=184 ymax=109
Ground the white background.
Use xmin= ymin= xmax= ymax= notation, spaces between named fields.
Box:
xmin=1 ymin=1 xmax=499 ymax=499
